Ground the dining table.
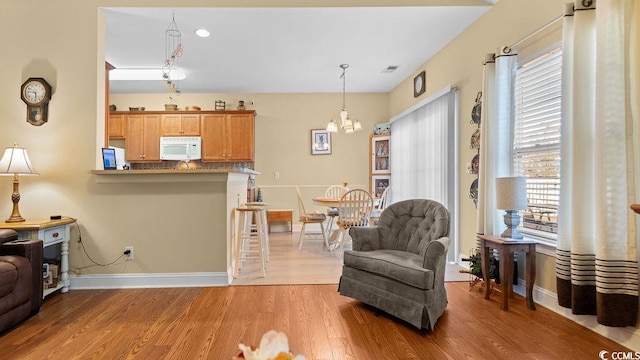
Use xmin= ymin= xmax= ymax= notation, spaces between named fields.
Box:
xmin=312 ymin=196 xmax=379 ymax=251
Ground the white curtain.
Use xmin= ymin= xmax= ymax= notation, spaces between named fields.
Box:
xmin=556 ymin=0 xmax=639 ymax=327
xmin=390 ymin=90 xmax=455 ymax=205
xmin=476 ymin=48 xmax=518 ymax=238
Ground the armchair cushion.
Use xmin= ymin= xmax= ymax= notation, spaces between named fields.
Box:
xmin=343 ymin=250 xmax=434 ymax=290
xmin=339 ymin=199 xmax=450 ymax=331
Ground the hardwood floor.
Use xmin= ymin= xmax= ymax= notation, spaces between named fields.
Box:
xmin=0 ymin=283 xmax=630 ymax=359
xmin=231 ymin=231 xmax=469 ymax=285
xmin=0 ymin=231 xmax=629 ymax=359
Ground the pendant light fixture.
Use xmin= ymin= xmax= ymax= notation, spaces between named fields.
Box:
xmin=162 ymin=11 xmax=183 ymax=93
xmin=326 ymin=64 xmax=362 ymax=134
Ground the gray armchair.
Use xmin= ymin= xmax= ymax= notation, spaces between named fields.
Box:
xmin=338 ymin=199 xmax=450 ymax=330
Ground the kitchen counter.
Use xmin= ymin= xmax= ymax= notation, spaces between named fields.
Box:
xmin=91 ymin=168 xmax=259 ymax=175
xmin=91 ymin=168 xmax=259 ymax=183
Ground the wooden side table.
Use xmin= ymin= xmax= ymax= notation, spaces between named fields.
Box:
xmin=267 ymin=209 xmax=293 ymax=233
xmin=0 ymin=217 xmax=76 ymax=298
xmin=478 ymin=234 xmax=537 ymax=310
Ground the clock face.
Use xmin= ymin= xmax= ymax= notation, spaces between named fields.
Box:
xmin=414 ymin=77 xmax=423 ymax=93
xmin=23 ymin=80 xmax=47 ymax=104
xmin=413 ymin=71 xmax=426 ymax=98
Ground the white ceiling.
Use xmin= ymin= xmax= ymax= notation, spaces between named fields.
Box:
xmin=104 ymin=6 xmax=491 ymax=94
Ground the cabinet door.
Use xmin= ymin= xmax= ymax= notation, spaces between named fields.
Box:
xmin=126 ymin=114 xmax=144 ymax=161
xmin=371 ymin=135 xmax=390 ymax=174
xmin=160 ymin=114 xmax=182 ymax=136
xmin=227 ymin=114 xmax=254 ymax=161
xmin=108 ymin=114 xmax=126 ymax=139
xmin=201 ymin=114 xmax=227 ymax=161
xmin=142 ymin=114 xmax=161 ymax=161
xmin=181 ymin=114 xmax=201 ymax=136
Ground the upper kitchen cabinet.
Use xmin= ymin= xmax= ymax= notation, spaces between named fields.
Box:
xmin=108 ymin=114 xmax=126 ymax=139
xmin=201 ymin=111 xmax=255 ymax=162
xmin=126 ymin=114 xmax=161 ymax=162
xmin=160 ymin=113 xmax=201 ymax=136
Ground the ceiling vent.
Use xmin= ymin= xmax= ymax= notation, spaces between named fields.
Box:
xmin=381 ymin=65 xmax=400 ymax=73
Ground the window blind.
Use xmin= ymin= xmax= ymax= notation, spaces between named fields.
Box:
xmin=513 ymin=48 xmax=562 ymax=236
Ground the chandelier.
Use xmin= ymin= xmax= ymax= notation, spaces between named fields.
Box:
xmin=326 ymin=64 xmax=362 ymax=134
xmin=162 ymin=11 xmax=183 ymax=93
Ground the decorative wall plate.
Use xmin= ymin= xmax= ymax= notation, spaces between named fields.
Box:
xmin=471 ymin=91 xmax=482 ymax=124
xmin=470 ymin=178 xmax=478 ymax=208
xmin=470 ymin=154 xmax=479 ymax=174
xmin=470 ymin=129 xmax=480 ymax=150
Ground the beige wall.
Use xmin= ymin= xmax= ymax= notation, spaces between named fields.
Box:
xmin=0 ymin=0 xmax=561 ymax=279
xmin=387 ymin=0 xmax=564 ymax=289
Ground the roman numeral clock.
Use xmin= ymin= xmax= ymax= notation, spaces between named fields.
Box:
xmin=20 ymin=77 xmax=52 ymax=126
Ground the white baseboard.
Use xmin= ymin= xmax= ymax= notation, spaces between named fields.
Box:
xmin=512 ymin=281 xmax=640 ymax=351
xmin=69 ymin=272 xmax=230 ymax=289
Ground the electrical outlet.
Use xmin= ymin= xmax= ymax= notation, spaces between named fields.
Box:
xmin=274 ymin=171 xmax=280 ymax=180
xmin=124 ymin=246 xmax=134 ymax=260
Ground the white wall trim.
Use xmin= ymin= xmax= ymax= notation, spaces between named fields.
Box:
xmin=70 ymin=272 xmax=230 ymax=289
xmin=512 ymin=281 xmax=640 ymax=351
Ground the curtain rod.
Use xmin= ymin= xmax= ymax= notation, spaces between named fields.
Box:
xmin=509 ymin=14 xmax=564 ymax=49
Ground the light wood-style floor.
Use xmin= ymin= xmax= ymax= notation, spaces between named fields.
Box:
xmin=232 ymin=231 xmax=469 ymax=285
xmin=0 ymin=283 xmax=630 ymax=359
xmin=0 ymin=231 xmax=629 ymax=359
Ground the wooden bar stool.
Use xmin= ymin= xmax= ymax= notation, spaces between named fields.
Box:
xmin=233 ymin=206 xmax=268 ymax=278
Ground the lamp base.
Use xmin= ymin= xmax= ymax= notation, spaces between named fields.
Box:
xmin=501 ymin=210 xmax=523 ymax=240
xmin=5 ymin=215 xmax=25 ymax=223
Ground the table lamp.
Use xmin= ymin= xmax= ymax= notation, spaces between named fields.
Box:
xmin=0 ymin=143 xmax=38 ymax=222
xmin=496 ymin=176 xmax=528 ymax=239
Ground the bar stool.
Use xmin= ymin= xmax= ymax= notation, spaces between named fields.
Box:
xmin=246 ymin=202 xmax=270 ymax=261
xmin=233 ymin=205 xmax=268 ymax=278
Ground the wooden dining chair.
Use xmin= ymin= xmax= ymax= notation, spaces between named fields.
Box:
xmin=324 ymin=184 xmax=348 ymax=236
xmin=370 ymin=186 xmax=392 ymax=226
xmin=333 ymin=189 xmax=373 ymax=256
xmin=295 ymin=187 xmax=329 ymax=250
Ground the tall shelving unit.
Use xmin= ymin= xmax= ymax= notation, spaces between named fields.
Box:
xmin=369 ymin=134 xmax=391 ymax=197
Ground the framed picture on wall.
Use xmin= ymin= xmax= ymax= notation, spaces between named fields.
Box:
xmin=311 ymin=129 xmax=331 ymax=155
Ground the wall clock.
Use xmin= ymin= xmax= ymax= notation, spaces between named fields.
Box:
xmin=20 ymin=77 xmax=52 ymax=126
xmin=413 ymin=71 xmax=426 ymax=98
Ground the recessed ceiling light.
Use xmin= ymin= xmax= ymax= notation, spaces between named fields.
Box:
xmin=195 ymin=29 xmax=210 ymax=38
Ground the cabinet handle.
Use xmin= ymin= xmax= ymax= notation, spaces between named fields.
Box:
xmin=52 ymin=232 xmax=59 ymax=238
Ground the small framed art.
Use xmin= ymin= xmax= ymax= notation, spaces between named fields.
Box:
xmin=311 ymin=129 xmax=331 ymax=155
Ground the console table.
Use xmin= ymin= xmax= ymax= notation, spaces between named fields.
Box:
xmin=0 ymin=217 xmax=75 ymax=298
xmin=478 ymin=234 xmax=537 ymax=310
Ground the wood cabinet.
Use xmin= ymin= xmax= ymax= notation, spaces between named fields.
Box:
xmin=108 ymin=114 xmax=126 ymax=139
xmin=369 ymin=134 xmax=391 ymax=197
xmin=201 ymin=113 xmax=255 ymax=162
xmin=126 ymin=114 xmax=161 ymax=162
xmin=160 ymin=113 xmax=200 ymax=136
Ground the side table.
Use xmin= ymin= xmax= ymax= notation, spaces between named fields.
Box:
xmin=478 ymin=234 xmax=536 ymax=310
xmin=0 ymin=217 xmax=76 ymax=298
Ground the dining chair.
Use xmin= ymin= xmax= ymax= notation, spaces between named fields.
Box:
xmin=295 ymin=187 xmax=329 ymax=250
xmin=370 ymin=186 xmax=392 ymax=226
xmin=324 ymin=184 xmax=349 ymax=236
xmin=333 ymin=189 xmax=373 ymax=256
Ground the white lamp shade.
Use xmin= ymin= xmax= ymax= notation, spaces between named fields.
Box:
xmin=326 ymin=121 xmax=338 ymax=133
xmin=353 ymin=120 xmax=363 ymax=131
xmin=496 ymin=176 xmax=527 ymax=210
xmin=0 ymin=146 xmax=38 ymax=175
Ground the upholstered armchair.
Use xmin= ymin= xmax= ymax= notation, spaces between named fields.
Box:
xmin=338 ymin=199 xmax=450 ymax=330
xmin=0 ymin=229 xmax=43 ymax=333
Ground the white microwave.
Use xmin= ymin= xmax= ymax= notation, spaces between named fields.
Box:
xmin=160 ymin=136 xmax=202 ymax=160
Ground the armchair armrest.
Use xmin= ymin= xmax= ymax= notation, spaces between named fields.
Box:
xmin=421 ymin=237 xmax=450 ymax=290
xmin=349 ymin=227 xmax=382 ymax=251
xmin=0 ymin=239 xmax=44 ymax=313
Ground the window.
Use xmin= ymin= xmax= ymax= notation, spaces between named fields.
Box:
xmin=513 ymin=48 xmax=562 ymax=239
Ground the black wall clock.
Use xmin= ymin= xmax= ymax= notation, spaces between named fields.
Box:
xmin=413 ymin=71 xmax=426 ymax=98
